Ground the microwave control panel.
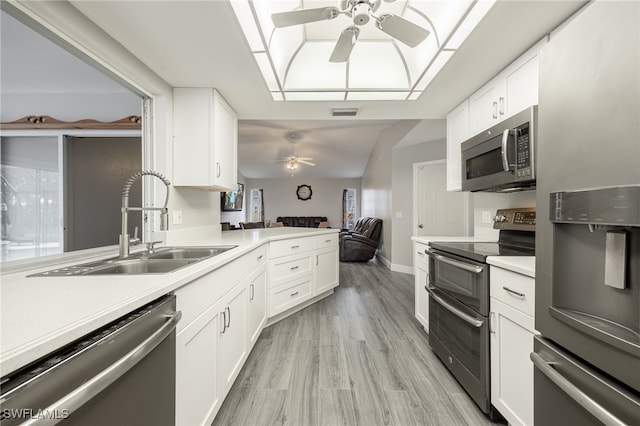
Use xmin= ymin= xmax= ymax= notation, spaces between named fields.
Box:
xmin=515 ymin=124 xmax=534 ymax=180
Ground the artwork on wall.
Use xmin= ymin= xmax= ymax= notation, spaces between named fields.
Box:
xmin=221 ymin=183 xmax=244 ymax=211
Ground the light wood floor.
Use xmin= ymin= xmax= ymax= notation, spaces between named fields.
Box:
xmin=212 ymin=260 xmax=502 ymax=426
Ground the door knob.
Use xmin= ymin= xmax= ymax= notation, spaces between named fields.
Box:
xmin=418 ymin=224 xmax=424 ymax=228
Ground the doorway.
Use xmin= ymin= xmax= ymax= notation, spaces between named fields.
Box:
xmin=413 ymin=160 xmax=471 ymax=237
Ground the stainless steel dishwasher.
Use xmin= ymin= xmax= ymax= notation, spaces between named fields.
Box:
xmin=0 ymin=294 xmax=180 ymax=426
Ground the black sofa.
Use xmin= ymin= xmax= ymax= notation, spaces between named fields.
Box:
xmin=276 ymin=216 xmax=328 ymax=228
xmin=339 ymin=217 xmax=382 ymax=262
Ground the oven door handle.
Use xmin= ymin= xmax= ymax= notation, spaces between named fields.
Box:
xmin=530 ymin=352 xmax=627 ymax=426
xmin=427 ymin=288 xmax=484 ymax=328
xmin=20 ymin=310 xmax=182 ymax=426
xmin=425 ymin=248 xmax=484 ymax=274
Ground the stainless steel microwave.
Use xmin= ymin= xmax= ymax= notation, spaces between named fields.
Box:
xmin=461 ymin=105 xmax=537 ymax=192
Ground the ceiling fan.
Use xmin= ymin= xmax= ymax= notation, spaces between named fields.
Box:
xmin=271 ymin=0 xmax=430 ymax=63
xmin=277 ymin=133 xmax=316 ymax=173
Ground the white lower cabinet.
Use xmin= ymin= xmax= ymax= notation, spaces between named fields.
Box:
xmin=413 ymin=242 xmax=429 ymax=330
xmin=218 ymin=283 xmax=248 ymax=395
xmin=490 ymin=265 xmax=536 ymax=426
xmin=176 ymin=298 xmax=223 ymax=426
xmin=247 ymin=264 xmax=267 ymax=348
xmin=314 ymin=245 xmax=338 ymax=294
xmin=176 ymin=232 xmax=339 ymax=425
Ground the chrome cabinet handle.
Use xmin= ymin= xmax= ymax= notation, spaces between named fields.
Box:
xmin=257 ymin=254 xmax=263 ymax=261
xmin=416 ymin=251 xmax=425 ymax=256
xmin=216 ymin=162 xmax=221 ymax=177
xmin=221 ymin=311 xmax=227 ymax=333
xmin=290 ymin=265 xmax=299 ymax=271
xmin=225 ymin=306 xmax=231 ymax=329
xmin=530 ymin=352 xmax=627 ymax=426
xmin=250 ymin=284 xmax=255 ymax=301
xmin=499 ymin=97 xmax=505 ymax=115
xmin=503 ymin=286 xmax=525 ymax=298
xmin=427 ymin=289 xmax=483 ymax=328
xmin=291 ymin=245 xmax=300 ymax=249
xmin=492 ymin=101 xmax=498 ymax=119
xmin=21 ymin=311 xmax=182 ymax=426
xmin=290 ymin=291 xmax=299 ymax=297
xmin=501 ymin=128 xmax=511 ymax=172
xmin=427 ymin=250 xmax=484 ymax=274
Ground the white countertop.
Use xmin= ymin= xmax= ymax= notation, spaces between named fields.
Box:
xmin=487 ymin=256 xmax=536 ymax=277
xmin=0 ymin=227 xmax=338 ymax=376
xmin=412 ymin=235 xmax=491 ymax=244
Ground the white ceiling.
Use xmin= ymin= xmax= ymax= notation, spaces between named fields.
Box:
xmin=3 ymin=1 xmax=588 ymax=179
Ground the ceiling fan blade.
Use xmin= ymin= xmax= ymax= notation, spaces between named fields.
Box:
xmin=297 ymin=157 xmax=314 ymax=161
xmin=272 ymin=7 xmax=340 ymax=28
xmin=375 ymin=14 xmax=429 ymax=47
xmin=298 ymin=160 xmax=316 ymax=166
xmin=330 ymin=26 xmax=360 ymax=63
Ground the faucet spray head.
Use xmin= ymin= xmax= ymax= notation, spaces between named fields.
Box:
xmin=160 ymin=208 xmax=169 ymax=231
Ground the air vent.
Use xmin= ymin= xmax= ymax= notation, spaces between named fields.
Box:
xmin=331 ymin=108 xmax=359 ymax=117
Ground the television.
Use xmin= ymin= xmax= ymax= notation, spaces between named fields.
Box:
xmin=221 ymin=183 xmax=244 ymax=211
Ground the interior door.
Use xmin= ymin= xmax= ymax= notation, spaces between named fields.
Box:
xmin=415 ymin=161 xmax=470 ymax=237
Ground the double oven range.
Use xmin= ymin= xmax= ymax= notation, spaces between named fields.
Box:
xmin=426 ymin=208 xmax=535 ymax=417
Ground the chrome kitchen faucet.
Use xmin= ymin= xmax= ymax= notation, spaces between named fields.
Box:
xmin=119 ymin=170 xmax=170 ymax=258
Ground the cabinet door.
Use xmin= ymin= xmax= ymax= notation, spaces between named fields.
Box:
xmin=176 ymin=300 xmax=223 ymax=426
xmin=212 ymin=91 xmax=238 ymax=190
xmin=173 ymin=88 xmax=213 ymax=187
xmin=503 ymin=51 xmax=539 ymax=118
xmin=469 ymin=78 xmax=502 ymax=134
xmin=219 ymin=283 xmax=248 ymax=395
xmin=490 ymin=298 xmax=535 ymax=426
xmin=503 ymin=40 xmax=544 ymax=118
xmin=446 ymin=100 xmax=469 ymax=191
xmin=173 ymin=88 xmax=237 ymax=190
xmin=248 ymin=264 xmax=267 ymax=348
xmin=315 ymin=246 xmax=338 ymax=294
xmin=415 ymin=265 xmax=429 ymax=330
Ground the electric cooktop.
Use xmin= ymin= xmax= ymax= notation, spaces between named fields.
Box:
xmin=428 ymin=208 xmax=536 ymax=263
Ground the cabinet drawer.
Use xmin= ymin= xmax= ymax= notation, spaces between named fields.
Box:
xmin=314 ymin=233 xmax=338 ymax=249
xmin=490 ymin=266 xmax=535 ymax=317
xmin=269 ymin=276 xmax=313 ymax=317
xmin=270 ymin=253 xmax=313 ymax=286
xmin=414 ymin=242 xmax=429 ymax=270
xmin=270 ymin=237 xmax=314 ymax=258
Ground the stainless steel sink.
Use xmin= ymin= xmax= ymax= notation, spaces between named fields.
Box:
xmin=148 ymin=246 xmax=236 ymax=260
xmin=84 ymin=259 xmax=195 ymax=275
xmin=28 ymin=245 xmax=238 ymax=276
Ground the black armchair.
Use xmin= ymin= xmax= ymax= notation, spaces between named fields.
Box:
xmin=339 ymin=217 xmax=382 ymax=262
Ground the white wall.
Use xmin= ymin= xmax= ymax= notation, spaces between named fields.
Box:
xmin=391 ymin=139 xmax=447 ymax=271
xmin=244 ymin=177 xmax=361 ymax=230
xmin=361 ymin=120 xmax=420 ymax=265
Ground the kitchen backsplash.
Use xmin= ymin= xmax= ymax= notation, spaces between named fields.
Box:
xmin=472 ymin=191 xmax=537 ymax=240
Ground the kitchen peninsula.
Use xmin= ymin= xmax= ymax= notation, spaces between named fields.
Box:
xmin=0 ymin=227 xmax=338 ymax=384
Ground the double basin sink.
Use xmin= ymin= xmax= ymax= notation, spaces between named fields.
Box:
xmin=30 ymin=246 xmax=237 ymax=277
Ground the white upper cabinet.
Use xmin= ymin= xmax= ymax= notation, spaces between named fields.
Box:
xmin=173 ymin=88 xmax=238 ymax=191
xmin=469 ymin=40 xmax=544 ymax=135
xmin=446 ymin=100 xmax=470 ymax=192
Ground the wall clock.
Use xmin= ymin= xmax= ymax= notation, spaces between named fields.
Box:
xmin=296 ymin=184 xmax=312 ymax=201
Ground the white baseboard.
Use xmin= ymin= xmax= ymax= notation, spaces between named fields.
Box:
xmin=391 ymin=264 xmax=414 ymax=275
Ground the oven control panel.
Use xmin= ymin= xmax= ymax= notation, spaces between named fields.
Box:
xmin=493 ymin=208 xmax=536 ymax=231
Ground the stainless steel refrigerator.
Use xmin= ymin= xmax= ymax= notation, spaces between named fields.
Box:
xmin=534 ymin=1 xmax=640 ymax=425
